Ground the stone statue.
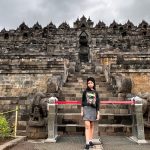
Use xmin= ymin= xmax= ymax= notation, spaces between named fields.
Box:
xmin=28 ymin=92 xmax=47 ymax=127
xmin=110 ymin=74 xmax=132 ymax=99
xmin=47 ymin=78 xmax=58 ymax=93
xmin=111 ymin=74 xmax=132 ymax=97
xmin=116 ymin=54 xmax=124 ymax=64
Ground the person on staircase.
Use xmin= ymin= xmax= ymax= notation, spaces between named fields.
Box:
xmin=81 ymin=77 xmax=100 ymax=150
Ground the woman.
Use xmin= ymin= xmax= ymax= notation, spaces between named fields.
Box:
xmin=81 ymin=77 xmax=100 ymax=149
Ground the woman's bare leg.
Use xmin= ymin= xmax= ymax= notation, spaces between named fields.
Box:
xmin=90 ymin=121 xmax=94 ymax=141
xmin=85 ymin=121 xmax=91 ymax=144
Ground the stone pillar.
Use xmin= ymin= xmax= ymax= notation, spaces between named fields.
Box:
xmin=45 ymin=97 xmax=58 ymax=142
xmin=131 ymin=100 xmax=146 ymax=144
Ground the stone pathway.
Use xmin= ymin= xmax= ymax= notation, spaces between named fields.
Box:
xmin=9 ymin=135 xmax=149 ymax=150
xmin=102 ymin=135 xmax=150 ymax=150
xmin=10 ymin=135 xmax=103 ymax=150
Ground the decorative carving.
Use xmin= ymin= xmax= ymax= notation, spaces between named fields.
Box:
xmin=32 ymin=22 xmax=42 ymax=30
xmin=47 ymin=22 xmax=56 ymax=30
xmin=124 ymin=20 xmax=134 ymax=29
xmin=110 ymin=20 xmax=119 ymax=29
xmin=74 ymin=16 xmax=93 ymax=28
xmin=111 ymin=74 xmax=132 ymax=95
xmin=95 ymin=21 xmax=106 ymax=29
xmin=17 ymin=22 xmax=29 ymax=31
xmin=1 ymin=28 xmax=6 ymax=33
xmin=116 ymin=54 xmax=124 ymax=64
xmin=28 ymin=92 xmax=47 ymax=127
xmin=58 ymin=22 xmax=70 ymax=30
xmin=47 ymin=76 xmax=62 ymax=93
xmin=138 ymin=20 xmax=148 ymax=29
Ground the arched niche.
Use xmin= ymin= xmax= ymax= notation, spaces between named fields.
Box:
xmin=143 ymin=31 xmax=147 ymax=36
xmin=23 ymin=33 xmax=28 ymax=39
xmin=4 ymin=33 xmax=9 ymax=39
xmin=122 ymin=31 xmax=127 ymax=37
xmin=79 ymin=31 xmax=89 ymax=62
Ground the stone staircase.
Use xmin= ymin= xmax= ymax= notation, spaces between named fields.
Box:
xmin=60 ymin=74 xmax=112 ymax=101
xmin=57 ymin=62 xmax=132 ymax=135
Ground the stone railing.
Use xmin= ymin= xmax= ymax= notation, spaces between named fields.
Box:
xmin=46 ymin=99 xmax=147 ymax=144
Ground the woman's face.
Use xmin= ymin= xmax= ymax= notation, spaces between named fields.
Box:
xmin=87 ymin=80 xmax=94 ymax=89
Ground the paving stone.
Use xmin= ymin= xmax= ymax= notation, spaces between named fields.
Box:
xmin=9 ymin=135 xmax=150 ymax=150
xmin=9 ymin=135 xmax=103 ymax=150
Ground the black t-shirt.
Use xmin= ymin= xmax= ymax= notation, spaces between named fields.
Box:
xmin=82 ymin=89 xmax=100 ymax=111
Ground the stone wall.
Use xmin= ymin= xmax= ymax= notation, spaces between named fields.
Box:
xmin=0 ymin=55 xmax=66 ymax=134
xmin=127 ymin=73 xmax=150 ymax=94
xmin=0 ymin=56 xmax=65 ymax=96
xmin=0 ymin=74 xmax=52 ymax=97
xmin=101 ymin=53 xmax=150 ymax=95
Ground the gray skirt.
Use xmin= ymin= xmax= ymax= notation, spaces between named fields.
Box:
xmin=83 ymin=106 xmax=97 ymax=121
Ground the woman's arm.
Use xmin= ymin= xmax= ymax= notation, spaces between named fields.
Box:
xmin=96 ymin=110 xmax=100 ymax=120
xmin=96 ymin=92 xmax=100 ymax=120
xmin=81 ymin=91 xmax=86 ymax=117
xmin=96 ymin=92 xmax=100 ymax=111
xmin=81 ymin=107 xmax=83 ymax=117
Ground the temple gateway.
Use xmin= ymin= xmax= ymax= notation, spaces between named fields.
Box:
xmin=0 ymin=16 xmax=149 ymax=140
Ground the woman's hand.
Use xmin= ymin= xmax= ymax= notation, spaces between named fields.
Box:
xmin=96 ymin=111 xmax=100 ymax=120
xmin=81 ymin=111 xmax=83 ymax=117
xmin=81 ymin=107 xmax=83 ymax=117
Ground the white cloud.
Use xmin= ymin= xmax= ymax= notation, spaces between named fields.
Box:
xmin=0 ymin=0 xmax=150 ymax=30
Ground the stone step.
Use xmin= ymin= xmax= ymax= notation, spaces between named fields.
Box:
xmin=57 ymin=110 xmax=131 ymax=125
xmin=57 ymin=106 xmax=130 ymax=113
xmin=61 ymin=87 xmax=108 ymax=93
xmin=62 ymin=87 xmax=111 ymax=92
xmin=60 ymin=87 xmax=82 ymax=90
xmin=67 ymin=78 xmax=106 ymax=82
xmin=69 ymin=73 xmax=104 ymax=78
xmin=47 ymin=64 xmax=64 ymax=68
xmin=64 ymin=82 xmax=108 ymax=87
xmin=61 ymin=92 xmax=112 ymax=98
xmin=60 ymin=94 xmax=114 ymax=100
xmin=73 ymin=74 xmax=105 ymax=79
xmin=59 ymin=97 xmax=82 ymax=100
xmin=56 ymin=124 xmax=132 ymax=128
xmin=61 ymin=93 xmax=113 ymax=98
xmin=108 ymin=97 xmax=126 ymax=101
xmin=80 ymin=66 xmax=93 ymax=70
xmin=61 ymin=93 xmax=77 ymax=97
xmin=17 ymin=130 xmax=27 ymax=136
xmin=47 ymin=60 xmax=65 ymax=65
xmin=100 ymin=108 xmax=129 ymax=114
xmin=17 ymin=121 xmax=27 ymax=130
xmin=57 ymin=112 xmax=132 ymax=116
xmin=98 ymin=124 xmax=132 ymax=127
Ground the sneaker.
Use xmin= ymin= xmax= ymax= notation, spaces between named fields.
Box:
xmin=89 ymin=141 xmax=94 ymax=147
xmin=84 ymin=144 xmax=90 ymax=149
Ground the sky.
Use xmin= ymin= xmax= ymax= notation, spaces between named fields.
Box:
xmin=0 ymin=0 xmax=150 ymax=30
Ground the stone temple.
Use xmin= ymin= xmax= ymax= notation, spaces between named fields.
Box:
xmin=0 ymin=16 xmax=149 ymax=139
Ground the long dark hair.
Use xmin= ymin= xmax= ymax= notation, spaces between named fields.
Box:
xmin=86 ymin=77 xmax=96 ymax=90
